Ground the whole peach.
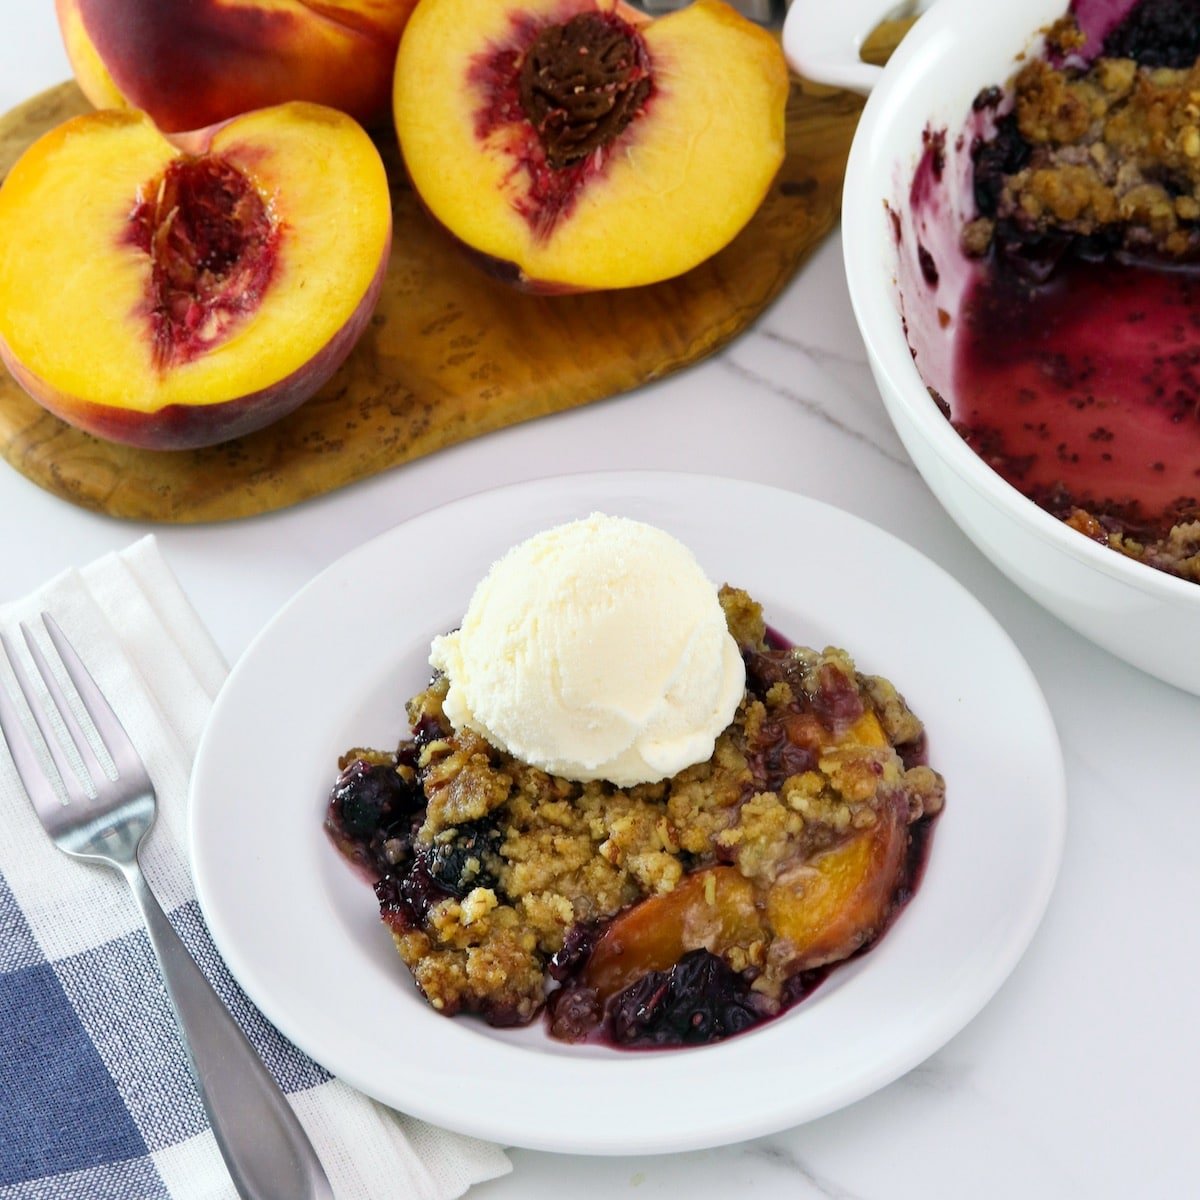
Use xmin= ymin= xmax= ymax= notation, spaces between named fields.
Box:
xmin=57 ymin=0 xmax=418 ymax=132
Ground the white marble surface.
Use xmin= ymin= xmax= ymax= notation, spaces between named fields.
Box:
xmin=3 ymin=12 xmax=1198 ymax=1199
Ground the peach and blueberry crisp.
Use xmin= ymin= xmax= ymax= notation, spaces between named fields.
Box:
xmin=325 ymin=588 xmax=944 ymax=1048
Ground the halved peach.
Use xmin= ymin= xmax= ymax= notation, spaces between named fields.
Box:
xmin=393 ymin=0 xmax=789 ymax=291
xmin=56 ymin=0 xmax=418 ymax=133
xmin=0 ymin=103 xmax=391 ymax=450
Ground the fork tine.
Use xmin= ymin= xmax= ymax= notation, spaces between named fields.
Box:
xmin=41 ymin=613 xmax=151 ymax=790
xmin=0 ymin=629 xmax=88 ymax=812
xmin=21 ymin=621 xmax=111 ymax=792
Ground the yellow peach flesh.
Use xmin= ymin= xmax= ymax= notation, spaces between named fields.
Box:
xmin=766 ymin=799 xmax=908 ymax=969
xmin=847 ymin=709 xmax=888 ymax=748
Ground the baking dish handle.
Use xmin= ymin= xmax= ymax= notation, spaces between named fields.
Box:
xmin=782 ymin=0 xmax=909 ymax=96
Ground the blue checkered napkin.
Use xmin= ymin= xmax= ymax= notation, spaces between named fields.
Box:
xmin=0 ymin=538 xmax=510 ymax=1200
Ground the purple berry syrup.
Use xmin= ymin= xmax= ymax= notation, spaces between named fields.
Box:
xmin=953 ymin=260 xmax=1200 ymax=539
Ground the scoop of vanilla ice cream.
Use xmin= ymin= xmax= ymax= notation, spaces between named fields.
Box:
xmin=429 ymin=513 xmax=746 ymax=787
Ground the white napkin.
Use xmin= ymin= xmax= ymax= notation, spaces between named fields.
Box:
xmin=0 ymin=536 xmax=510 ymax=1200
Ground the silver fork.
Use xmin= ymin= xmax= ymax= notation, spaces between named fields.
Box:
xmin=0 ymin=613 xmax=333 ymax=1200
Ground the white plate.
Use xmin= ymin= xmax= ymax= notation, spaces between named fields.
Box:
xmin=190 ymin=471 xmax=1066 ymax=1155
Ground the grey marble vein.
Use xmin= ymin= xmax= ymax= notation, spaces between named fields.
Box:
xmin=743 ymin=1141 xmax=870 ymax=1200
xmin=716 ymin=357 xmax=913 ymax=471
xmin=756 ymin=329 xmax=871 ymax=368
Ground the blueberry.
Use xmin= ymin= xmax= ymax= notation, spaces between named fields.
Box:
xmin=972 ymin=112 xmax=1030 ymax=219
xmin=609 ymin=949 xmax=761 ymax=1047
xmin=413 ymin=713 xmax=451 ymax=748
xmin=548 ymin=922 xmax=601 ymax=982
xmin=398 ymin=866 xmax=451 ymax=924
xmin=1102 ymin=0 xmax=1200 ymax=69
xmin=422 ymin=820 xmax=503 ymax=896
xmin=375 ymin=865 xmax=451 ymax=927
xmin=331 ymin=758 xmax=416 ymax=841
xmin=742 ymin=647 xmax=786 ymax=697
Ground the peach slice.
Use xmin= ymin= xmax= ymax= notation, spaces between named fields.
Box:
xmin=578 ymin=709 xmax=909 ymax=998
xmin=56 ymin=0 xmax=418 ymax=133
xmin=393 ymin=0 xmax=789 ymax=291
xmin=766 ymin=796 xmax=910 ymax=970
xmin=581 ymin=866 xmax=765 ymax=1000
xmin=0 ymin=103 xmax=391 ymax=450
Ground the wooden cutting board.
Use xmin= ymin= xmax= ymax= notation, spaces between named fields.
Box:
xmin=0 ymin=23 xmax=908 ymax=523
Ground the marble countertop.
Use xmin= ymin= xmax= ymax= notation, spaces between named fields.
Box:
xmin=3 ymin=12 xmax=1197 ymax=1199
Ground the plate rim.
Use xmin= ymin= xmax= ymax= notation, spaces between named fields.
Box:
xmin=189 ymin=469 xmax=1067 ymax=1154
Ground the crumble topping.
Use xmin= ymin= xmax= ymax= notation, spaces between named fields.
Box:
xmin=964 ymin=16 xmax=1200 ymax=263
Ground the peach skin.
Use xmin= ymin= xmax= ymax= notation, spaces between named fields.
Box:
xmin=56 ymin=0 xmax=418 ymax=132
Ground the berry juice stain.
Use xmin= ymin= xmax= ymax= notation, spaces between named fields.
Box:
xmin=953 ymin=257 xmax=1200 ymax=537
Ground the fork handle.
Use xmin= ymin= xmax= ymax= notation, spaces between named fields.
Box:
xmin=124 ymin=863 xmax=335 ymax=1200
